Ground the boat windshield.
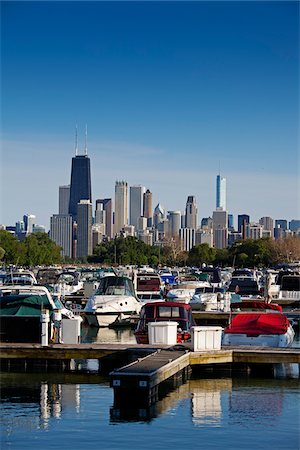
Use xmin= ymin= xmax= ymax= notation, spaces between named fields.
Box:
xmin=95 ymin=276 xmax=135 ymax=296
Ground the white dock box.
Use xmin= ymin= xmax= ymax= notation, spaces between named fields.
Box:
xmin=191 ymin=326 xmax=223 ymax=351
xmin=148 ymin=321 xmax=178 ymax=345
xmin=61 ymin=317 xmax=82 ymax=344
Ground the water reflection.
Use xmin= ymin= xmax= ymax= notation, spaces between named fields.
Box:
xmin=81 ymin=323 xmax=136 ymax=344
xmin=0 ymin=373 xmax=298 ymax=430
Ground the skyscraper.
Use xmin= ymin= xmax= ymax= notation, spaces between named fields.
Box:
xmin=216 ymin=174 xmax=226 ymax=210
xmin=238 ymin=214 xmax=250 ymax=235
xmin=76 ymin=200 xmax=92 ymax=258
xmin=130 ymin=185 xmax=145 ymax=231
xmin=96 ymin=198 xmax=113 ymax=239
xmin=59 ymin=185 xmax=70 ymax=215
xmin=114 ymin=181 xmax=128 ymax=236
xmin=143 ymin=189 xmax=152 ymax=226
xmin=68 ymin=129 xmax=92 ymax=222
xmin=50 ymin=214 xmax=73 ymax=258
xmin=185 ymin=195 xmax=197 ymax=229
xmin=167 ymin=211 xmax=181 ymax=238
xmin=213 ymin=208 xmax=228 ymax=249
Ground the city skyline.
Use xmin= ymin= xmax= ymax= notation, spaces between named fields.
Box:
xmin=1 ymin=1 xmax=299 ymax=228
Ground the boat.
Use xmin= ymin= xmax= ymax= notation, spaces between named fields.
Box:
xmin=3 ymin=269 xmax=38 ymax=286
xmin=83 ymin=275 xmax=142 ymax=327
xmin=222 ymin=311 xmax=295 ymax=347
xmin=189 ymin=286 xmax=227 ymax=311
xmin=277 ymin=274 xmax=300 ymax=310
xmin=166 ymin=274 xmax=212 ymax=304
xmin=0 ymin=285 xmax=81 ymax=343
xmin=134 ymin=301 xmax=195 ymax=344
xmin=52 ymin=270 xmax=84 ymax=298
xmin=133 ymin=271 xmax=163 ymax=303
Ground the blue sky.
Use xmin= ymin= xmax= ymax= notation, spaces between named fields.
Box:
xmin=1 ymin=1 xmax=299 ymax=230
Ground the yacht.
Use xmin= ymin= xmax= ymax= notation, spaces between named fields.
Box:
xmin=83 ymin=275 xmax=142 ymax=327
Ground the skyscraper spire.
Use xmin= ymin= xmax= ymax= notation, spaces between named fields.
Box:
xmin=85 ymin=124 xmax=88 ymax=156
xmin=75 ymin=124 xmax=78 ymax=156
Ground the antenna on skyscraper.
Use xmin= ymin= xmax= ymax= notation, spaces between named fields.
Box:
xmin=218 ymin=160 xmax=221 ymax=176
xmin=75 ymin=124 xmax=78 ymax=156
xmin=85 ymin=124 xmax=88 ymax=155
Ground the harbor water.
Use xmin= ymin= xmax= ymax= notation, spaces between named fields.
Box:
xmin=1 ymin=325 xmax=299 ymax=450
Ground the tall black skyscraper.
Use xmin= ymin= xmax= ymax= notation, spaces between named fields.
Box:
xmin=68 ymin=127 xmax=92 ymax=222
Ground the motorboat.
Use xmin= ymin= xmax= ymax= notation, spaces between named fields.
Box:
xmin=53 ymin=270 xmax=84 ymax=298
xmin=134 ymin=301 xmax=195 ymax=344
xmin=0 ymin=285 xmax=81 ymax=343
xmin=133 ymin=271 xmax=163 ymax=303
xmin=166 ymin=275 xmax=211 ymax=304
xmin=190 ymin=287 xmax=227 ymax=311
xmin=3 ymin=269 xmax=38 ymax=286
xmin=83 ymin=275 xmax=142 ymax=327
xmin=277 ymin=274 xmax=300 ymax=310
xmin=222 ymin=311 xmax=295 ymax=347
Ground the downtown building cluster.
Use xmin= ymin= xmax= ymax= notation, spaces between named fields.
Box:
xmin=3 ymin=147 xmax=300 ymax=259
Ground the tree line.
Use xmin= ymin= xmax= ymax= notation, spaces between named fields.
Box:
xmin=0 ymin=229 xmax=299 ymax=268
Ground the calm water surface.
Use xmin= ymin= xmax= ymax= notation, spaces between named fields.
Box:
xmin=1 ymin=325 xmax=299 ymax=450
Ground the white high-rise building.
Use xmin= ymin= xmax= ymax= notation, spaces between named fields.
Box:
xmin=114 ymin=181 xmax=128 ymax=236
xmin=59 ymin=185 xmax=70 ymax=215
xmin=50 ymin=214 xmax=73 ymax=258
xmin=179 ymin=228 xmax=196 ymax=251
xmin=23 ymin=214 xmax=36 ymax=234
xmin=216 ymin=174 xmax=226 ymax=211
xmin=129 ymin=185 xmax=145 ymax=231
xmin=77 ymin=200 xmax=92 ymax=258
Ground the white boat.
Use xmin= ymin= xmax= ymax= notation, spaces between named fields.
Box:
xmin=222 ymin=311 xmax=295 ymax=347
xmin=190 ymin=287 xmax=228 ymax=311
xmin=4 ymin=269 xmax=38 ymax=286
xmin=53 ymin=271 xmax=84 ymax=298
xmin=83 ymin=275 xmax=142 ymax=327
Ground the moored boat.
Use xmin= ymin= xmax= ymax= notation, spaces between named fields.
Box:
xmin=83 ymin=275 xmax=142 ymax=327
xmin=134 ymin=301 xmax=195 ymax=344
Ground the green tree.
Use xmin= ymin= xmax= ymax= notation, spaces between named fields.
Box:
xmin=0 ymin=230 xmax=26 ymax=265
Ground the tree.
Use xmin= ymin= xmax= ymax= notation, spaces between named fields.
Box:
xmin=187 ymin=244 xmax=216 ymax=267
xmin=0 ymin=230 xmax=26 ymax=265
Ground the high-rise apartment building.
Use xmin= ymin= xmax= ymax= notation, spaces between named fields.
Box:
xmin=96 ymin=198 xmax=113 ymax=239
xmin=59 ymin=185 xmax=70 ymax=215
xmin=76 ymin=200 xmax=92 ymax=258
xmin=259 ymin=216 xmax=274 ymax=232
xmin=213 ymin=208 xmax=228 ymax=249
xmin=114 ymin=181 xmax=128 ymax=236
xmin=246 ymin=222 xmax=263 ymax=240
xmin=143 ymin=189 xmax=153 ymax=226
xmin=153 ymin=204 xmax=165 ymax=228
xmin=23 ymin=214 xmax=36 ymax=234
xmin=50 ymin=214 xmax=73 ymax=258
xmin=238 ymin=214 xmax=250 ymax=236
xmin=185 ymin=195 xmax=197 ymax=229
xmin=275 ymin=219 xmax=288 ymax=231
xmin=167 ymin=211 xmax=181 ymax=238
xmin=179 ymin=228 xmax=195 ymax=251
xmin=216 ymin=174 xmax=226 ymax=210
xmin=69 ymin=152 xmax=92 ymax=222
xmin=129 ymin=185 xmax=145 ymax=231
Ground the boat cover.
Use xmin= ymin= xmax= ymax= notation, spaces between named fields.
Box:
xmin=0 ymin=294 xmax=52 ymax=316
xmin=230 ymin=301 xmax=282 ymax=311
xmin=224 ymin=313 xmax=290 ymax=337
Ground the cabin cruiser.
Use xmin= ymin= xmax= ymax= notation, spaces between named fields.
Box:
xmin=83 ymin=275 xmax=142 ymax=327
xmin=222 ymin=311 xmax=295 ymax=347
xmin=0 ymin=285 xmax=81 ymax=343
xmin=134 ymin=301 xmax=195 ymax=344
xmin=133 ymin=271 xmax=163 ymax=303
xmin=53 ymin=270 xmax=84 ymax=298
xmin=277 ymin=274 xmax=300 ymax=310
xmin=3 ymin=269 xmax=38 ymax=286
xmin=189 ymin=286 xmax=228 ymax=311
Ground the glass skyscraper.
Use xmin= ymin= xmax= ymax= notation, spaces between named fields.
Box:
xmin=68 ymin=155 xmax=92 ymax=222
xmin=216 ymin=174 xmax=226 ymax=210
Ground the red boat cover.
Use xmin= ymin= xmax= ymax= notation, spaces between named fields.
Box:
xmin=224 ymin=313 xmax=290 ymax=337
xmin=230 ymin=301 xmax=282 ymax=312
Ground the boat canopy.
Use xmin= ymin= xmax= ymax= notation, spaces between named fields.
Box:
xmin=0 ymin=293 xmax=53 ymax=316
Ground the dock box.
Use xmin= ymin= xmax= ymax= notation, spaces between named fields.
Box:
xmin=61 ymin=317 xmax=82 ymax=344
xmin=148 ymin=321 xmax=178 ymax=345
xmin=191 ymin=326 xmax=223 ymax=351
